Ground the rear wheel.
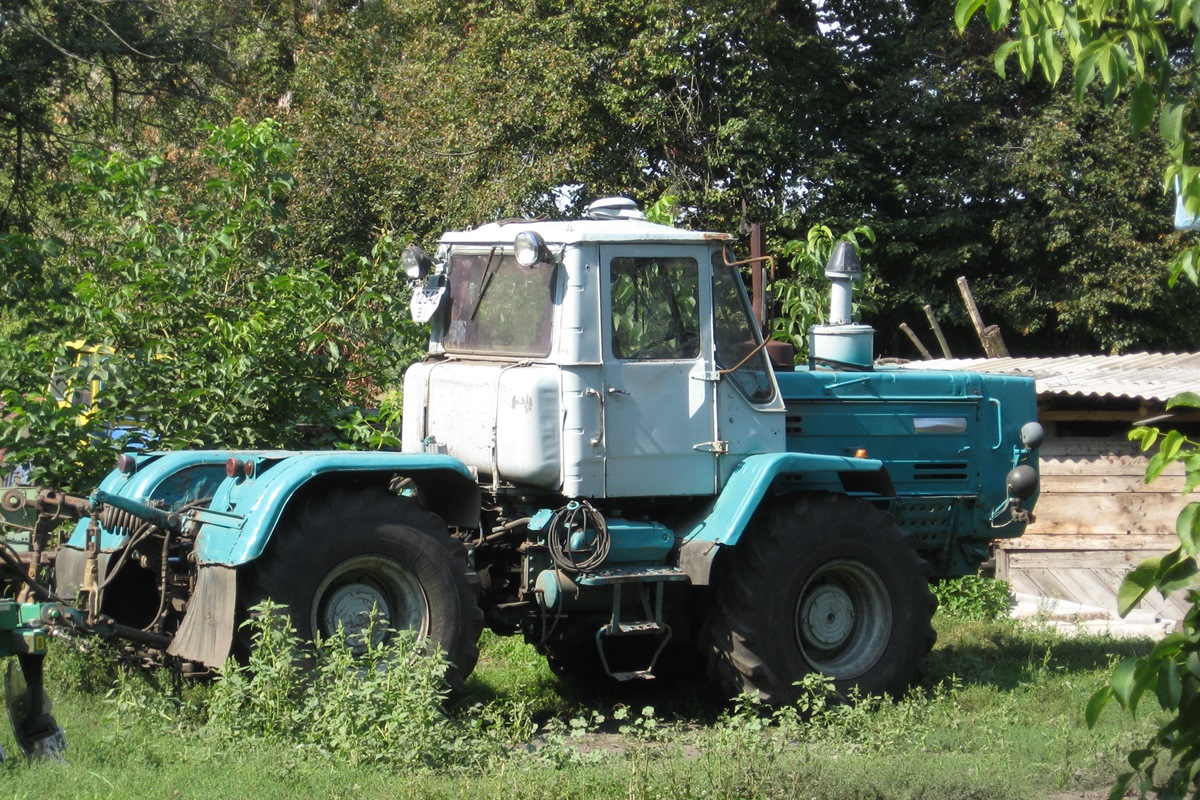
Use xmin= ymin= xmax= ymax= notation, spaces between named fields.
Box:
xmin=707 ymin=492 xmax=936 ymax=703
xmin=246 ymin=488 xmax=483 ymax=692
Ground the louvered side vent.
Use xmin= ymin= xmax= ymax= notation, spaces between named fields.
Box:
xmin=786 ymin=412 xmax=803 ymax=438
xmin=913 ymin=462 xmax=969 ymax=481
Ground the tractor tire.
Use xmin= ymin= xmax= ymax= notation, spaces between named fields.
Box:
xmin=245 ymin=488 xmax=483 ymax=693
xmin=707 ymin=492 xmax=936 ymax=704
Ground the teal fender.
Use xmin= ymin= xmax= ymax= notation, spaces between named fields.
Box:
xmin=190 ymin=451 xmax=480 ymax=566
xmin=64 ymin=451 xmax=241 ymax=551
xmin=65 ymin=450 xmax=480 ymax=566
xmin=675 ymin=452 xmax=892 ymax=585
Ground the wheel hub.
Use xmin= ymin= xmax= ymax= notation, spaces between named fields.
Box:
xmin=793 ymin=559 xmax=892 ymax=679
xmin=322 ymin=581 xmax=392 ymax=645
xmin=312 ymin=555 xmax=430 ymax=650
xmin=799 ymin=584 xmax=856 ymax=651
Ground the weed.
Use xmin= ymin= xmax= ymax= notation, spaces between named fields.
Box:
xmin=2 ymin=615 xmax=1165 ymax=800
xmin=207 ymin=600 xmax=478 ymax=769
xmin=932 ymin=575 xmax=1014 ymax=622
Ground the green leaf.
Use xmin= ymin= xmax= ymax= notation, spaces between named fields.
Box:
xmin=994 ymin=40 xmax=1020 ymax=79
xmin=1159 ymin=661 xmax=1184 ymax=711
xmin=1129 ymin=659 xmax=1160 ymax=711
xmin=1159 ymin=556 xmax=1199 ymax=595
xmin=985 ymin=0 xmax=1013 ymax=30
xmin=1086 ymin=685 xmax=1114 ymax=728
xmin=1112 ymin=657 xmax=1140 ymax=706
xmin=1129 ymin=426 xmax=1160 ymax=451
xmin=1168 ymin=392 xmax=1200 ymax=410
xmin=1075 ymin=41 xmax=1104 ymax=99
xmin=1130 ymin=80 xmax=1156 ymax=136
xmin=1119 ymin=558 xmax=1162 ymax=616
xmin=1038 ymin=30 xmax=1064 ymax=85
xmin=1161 ymin=102 xmax=1188 ymax=147
xmin=955 ymin=0 xmax=987 ymax=32
xmin=1019 ymin=32 xmax=1037 ymax=77
xmin=1179 ymin=504 xmax=1200 ymax=556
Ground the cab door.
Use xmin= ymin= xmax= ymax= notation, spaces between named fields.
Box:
xmin=600 ymin=246 xmax=718 ymax=497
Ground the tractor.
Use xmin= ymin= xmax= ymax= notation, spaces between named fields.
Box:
xmin=0 ymin=197 xmax=1041 ymax=755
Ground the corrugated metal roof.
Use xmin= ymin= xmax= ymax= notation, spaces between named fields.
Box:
xmin=896 ymin=352 xmax=1200 ymax=403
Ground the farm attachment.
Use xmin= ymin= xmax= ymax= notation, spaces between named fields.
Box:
xmin=0 ymin=483 xmax=186 ymax=759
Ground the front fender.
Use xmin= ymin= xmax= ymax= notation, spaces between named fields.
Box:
xmin=676 ymin=452 xmax=891 ymax=584
xmin=191 ymin=451 xmax=479 ymax=566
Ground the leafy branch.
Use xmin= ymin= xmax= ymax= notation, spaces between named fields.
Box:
xmin=955 ymin=0 xmax=1200 ymax=286
xmin=1086 ymin=393 xmax=1200 ymax=798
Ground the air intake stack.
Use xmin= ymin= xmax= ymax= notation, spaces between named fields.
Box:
xmin=808 ymin=241 xmax=874 ymax=369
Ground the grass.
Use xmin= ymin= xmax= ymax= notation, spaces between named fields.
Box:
xmin=0 ymin=614 xmax=1162 ymax=800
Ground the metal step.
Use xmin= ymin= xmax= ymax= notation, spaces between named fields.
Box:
xmin=576 ymin=567 xmax=690 ymax=586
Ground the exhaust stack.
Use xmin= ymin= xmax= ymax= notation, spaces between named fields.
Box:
xmin=808 ymin=241 xmax=874 ymax=369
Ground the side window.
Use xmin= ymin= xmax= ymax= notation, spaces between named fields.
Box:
xmin=610 ymin=257 xmax=699 ymax=360
xmin=713 ymin=257 xmax=775 ymax=403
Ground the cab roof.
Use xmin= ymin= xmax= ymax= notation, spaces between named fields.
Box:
xmin=439 ymin=198 xmax=732 ymax=247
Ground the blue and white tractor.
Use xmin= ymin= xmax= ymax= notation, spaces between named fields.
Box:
xmin=0 ymin=198 xmax=1041 ymax=753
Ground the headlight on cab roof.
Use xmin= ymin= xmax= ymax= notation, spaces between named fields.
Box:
xmin=514 ymin=231 xmax=549 ymax=267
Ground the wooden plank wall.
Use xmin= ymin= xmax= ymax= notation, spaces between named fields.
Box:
xmin=994 ymin=437 xmax=1189 ymax=620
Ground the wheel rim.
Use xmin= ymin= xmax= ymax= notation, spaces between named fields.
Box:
xmin=794 ymin=559 xmax=892 ymax=679
xmin=311 ymin=555 xmax=429 ymax=650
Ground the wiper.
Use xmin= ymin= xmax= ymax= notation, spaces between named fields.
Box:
xmin=469 ymin=247 xmax=501 ymax=321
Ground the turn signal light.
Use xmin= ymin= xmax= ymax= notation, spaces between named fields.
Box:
xmin=854 ymin=448 xmax=869 ymax=459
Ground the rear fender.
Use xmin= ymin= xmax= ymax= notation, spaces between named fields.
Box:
xmin=676 ymin=452 xmax=892 ymax=585
xmin=62 ymin=451 xmax=239 ymax=551
xmin=191 ymin=451 xmax=480 ymax=566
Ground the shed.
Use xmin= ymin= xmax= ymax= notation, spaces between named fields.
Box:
xmin=899 ymin=353 xmax=1200 ymax=625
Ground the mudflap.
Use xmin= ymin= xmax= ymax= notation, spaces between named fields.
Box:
xmin=167 ymin=564 xmax=237 ymax=669
xmin=4 ymin=654 xmax=66 ymax=761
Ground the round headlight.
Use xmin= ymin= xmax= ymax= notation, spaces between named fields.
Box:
xmin=1006 ymin=464 xmax=1038 ymax=500
xmin=401 ymin=245 xmax=429 ymax=280
xmin=514 ymin=231 xmax=546 ymax=267
xmin=1020 ymin=421 xmax=1045 ymax=450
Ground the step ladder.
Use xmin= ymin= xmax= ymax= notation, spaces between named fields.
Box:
xmin=576 ymin=567 xmax=690 ymax=681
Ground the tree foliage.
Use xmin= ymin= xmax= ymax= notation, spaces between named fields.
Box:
xmin=955 ymin=0 xmax=1200 ymax=287
xmin=770 ymin=223 xmax=880 ymax=360
xmin=5 ymin=0 xmax=1200 ymax=482
xmin=954 ymin=2 xmax=1200 ymax=795
xmin=1088 ymin=397 xmax=1200 ymax=799
xmin=0 ymin=119 xmax=421 ymax=490
xmin=272 ymin=0 xmax=839 ymax=253
xmin=802 ymin=0 xmax=1192 ymax=355
xmin=0 ymin=0 xmax=235 ymax=232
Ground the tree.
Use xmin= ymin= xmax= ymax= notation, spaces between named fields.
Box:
xmin=266 ymin=0 xmax=842 ymax=255
xmin=0 ymin=0 xmax=235 ymax=232
xmin=955 ymin=2 xmax=1200 ymax=795
xmin=955 ymin=0 xmax=1200 ymax=285
xmin=799 ymin=0 xmax=1193 ymax=356
xmin=0 ymin=119 xmax=422 ymax=490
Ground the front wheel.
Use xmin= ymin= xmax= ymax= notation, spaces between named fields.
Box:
xmin=245 ymin=488 xmax=483 ymax=692
xmin=707 ymin=492 xmax=937 ymax=703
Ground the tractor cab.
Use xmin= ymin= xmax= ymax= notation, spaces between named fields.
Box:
xmin=401 ymin=198 xmax=786 ymax=500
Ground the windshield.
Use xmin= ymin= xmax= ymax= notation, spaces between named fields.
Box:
xmin=442 ymin=251 xmax=556 ymax=356
xmin=712 ymin=256 xmax=775 ymax=403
